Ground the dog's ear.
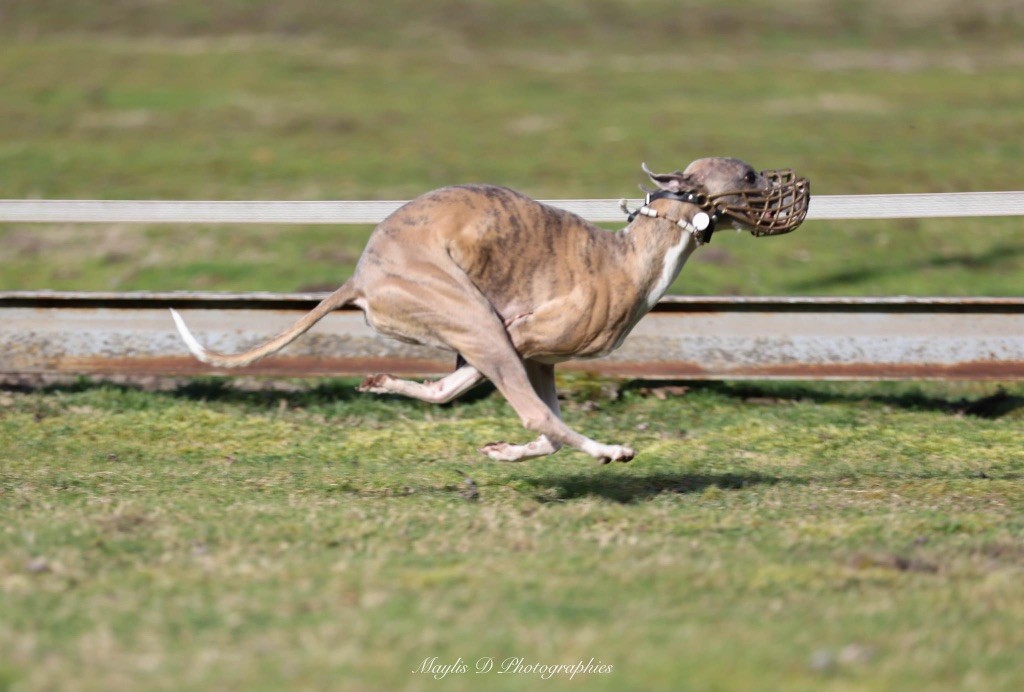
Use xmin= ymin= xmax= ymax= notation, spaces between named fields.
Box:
xmin=641 ymin=162 xmax=697 ymax=193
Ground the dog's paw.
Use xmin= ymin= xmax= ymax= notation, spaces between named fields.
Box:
xmin=480 ymin=441 xmax=524 ymax=463
xmin=356 ymin=373 xmax=392 ymax=394
xmin=596 ymin=445 xmax=636 ymax=465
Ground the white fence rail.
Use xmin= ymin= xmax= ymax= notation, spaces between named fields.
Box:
xmin=2 ymin=191 xmax=1024 ymax=225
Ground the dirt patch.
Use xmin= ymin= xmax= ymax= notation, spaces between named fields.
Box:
xmin=846 ymin=551 xmax=939 ymax=574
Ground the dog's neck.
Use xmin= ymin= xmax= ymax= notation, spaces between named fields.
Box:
xmin=619 ymin=199 xmax=702 ymax=311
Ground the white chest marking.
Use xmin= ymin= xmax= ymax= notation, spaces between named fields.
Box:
xmin=606 ymin=231 xmax=698 ymax=356
xmin=644 ymin=231 xmax=696 ymax=311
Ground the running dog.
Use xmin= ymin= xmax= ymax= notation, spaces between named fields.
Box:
xmin=172 ymin=157 xmax=809 ymax=463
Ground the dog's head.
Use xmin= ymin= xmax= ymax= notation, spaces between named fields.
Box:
xmin=643 ymin=157 xmax=810 ymax=236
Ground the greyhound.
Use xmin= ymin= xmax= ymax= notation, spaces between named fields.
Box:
xmin=171 ymin=157 xmax=809 ymax=464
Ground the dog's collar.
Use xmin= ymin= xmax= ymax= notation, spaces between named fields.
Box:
xmin=619 ymin=190 xmax=719 ymax=245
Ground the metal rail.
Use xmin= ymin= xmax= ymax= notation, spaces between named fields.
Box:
xmin=3 ymin=292 xmax=1022 ymax=380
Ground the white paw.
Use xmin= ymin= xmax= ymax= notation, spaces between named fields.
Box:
xmin=481 ymin=436 xmax=561 ymax=462
xmin=480 ymin=441 xmax=526 ymax=463
xmin=593 ymin=444 xmax=636 ymax=465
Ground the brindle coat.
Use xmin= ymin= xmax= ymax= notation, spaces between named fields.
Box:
xmin=172 ymin=157 xmax=774 ymax=463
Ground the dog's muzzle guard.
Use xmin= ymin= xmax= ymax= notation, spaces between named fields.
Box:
xmin=713 ymin=169 xmax=811 ymax=237
xmin=622 ymin=168 xmax=811 ymax=242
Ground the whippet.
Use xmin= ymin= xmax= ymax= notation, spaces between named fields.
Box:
xmin=172 ymin=157 xmax=809 ymax=464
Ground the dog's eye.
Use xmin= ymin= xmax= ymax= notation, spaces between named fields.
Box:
xmin=744 ymin=170 xmax=757 ymax=184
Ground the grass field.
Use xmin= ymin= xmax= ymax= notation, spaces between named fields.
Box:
xmin=2 ymin=2 xmax=1024 ymax=690
xmin=2 ymin=378 xmax=1023 ymax=690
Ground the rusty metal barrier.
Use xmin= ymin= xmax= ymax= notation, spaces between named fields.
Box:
xmin=2 ymin=292 xmax=1022 ymax=380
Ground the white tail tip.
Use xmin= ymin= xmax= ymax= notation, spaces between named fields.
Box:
xmin=169 ymin=308 xmax=211 ymax=363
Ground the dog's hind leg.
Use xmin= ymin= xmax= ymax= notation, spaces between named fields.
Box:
xmin=356 ymin=364 xmax=484 ymax=404
xmin=481 ymin=360 xmax=564 ymax=462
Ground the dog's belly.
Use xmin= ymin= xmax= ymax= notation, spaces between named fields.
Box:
xmin=355 ymin=297 xmax=454 ymax=353
xmin=504 ymin=297 xmax=637 ymax=361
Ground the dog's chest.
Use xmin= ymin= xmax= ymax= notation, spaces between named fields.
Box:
xmin=643 ymin=233 xmax=697 ymax=311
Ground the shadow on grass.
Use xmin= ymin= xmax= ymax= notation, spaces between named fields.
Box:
xmin=1 ymin=373 xmax=501 ymax=412
xmin=622 ymin=380 xmax=1024 ymax=420
xmin=0 ymin=375 xmax=367 ymax=409
xmin=5 ymin=375 xmax=1020 ymax=419
xmin=171 ymin=377 xmax=364 ymax=407
xmin=525 ymin=469 xmax=792 ymax=504
xmin=171 ymin=377 xmax=500 ymax=408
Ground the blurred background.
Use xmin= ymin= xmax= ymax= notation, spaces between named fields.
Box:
xmin=1 ymin=0 xmax=1022 ymax=296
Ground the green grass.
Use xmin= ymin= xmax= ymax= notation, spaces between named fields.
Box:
xmin=2 ymin=2 xmax=1024 ymax=689
xmin=1 ymin=379 xmax=1023 ymax=690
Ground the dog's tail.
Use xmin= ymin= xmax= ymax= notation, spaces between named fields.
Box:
xmin=170 ymin=282 xmax=358 ymax=369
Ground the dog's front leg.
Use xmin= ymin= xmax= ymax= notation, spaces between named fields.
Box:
xmin=481 ymin=360 xmax=563 ymax=462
